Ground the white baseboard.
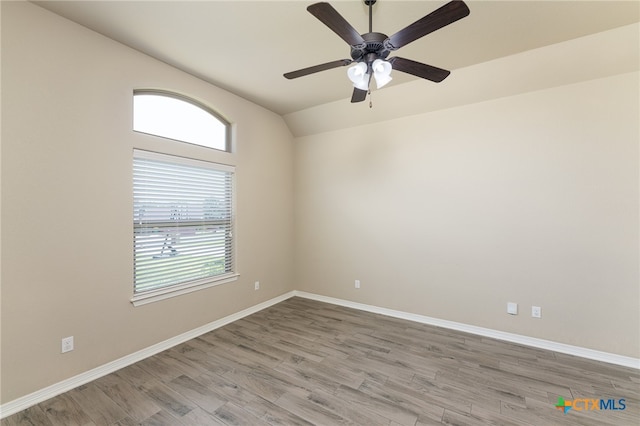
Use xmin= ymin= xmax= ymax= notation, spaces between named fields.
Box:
xmin=293 ymin=291 xmax=640 ymax=370
xmin=2 ymin=289 xmax=637 ymax=419
xmin=0 ymin=291 xmax=296 ymax=419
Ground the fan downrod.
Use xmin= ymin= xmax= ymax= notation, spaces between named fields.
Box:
xmin=351 ymin=0 xmax=387 ymax=61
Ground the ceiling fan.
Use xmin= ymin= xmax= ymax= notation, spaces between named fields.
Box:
xmin=284 ymin=0 xmax=470 ymax=103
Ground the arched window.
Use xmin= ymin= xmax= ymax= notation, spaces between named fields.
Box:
xmin=133 ymin=90 xmax=230 ymax=152
xmin=131 ymin=90 xmax=236 ymax=305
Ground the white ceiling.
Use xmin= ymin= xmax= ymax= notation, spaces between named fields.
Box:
xmin=33 ymin=1 xmax=639 ymax=116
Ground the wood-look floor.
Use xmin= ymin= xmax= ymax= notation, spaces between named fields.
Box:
xmin=2 ymin=297 xmax=639 ymax=425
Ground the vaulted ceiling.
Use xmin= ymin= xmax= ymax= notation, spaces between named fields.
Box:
xmin=34 ymin=1 xmax=639 ymax=116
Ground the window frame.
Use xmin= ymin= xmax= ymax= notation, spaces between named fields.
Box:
xmin=131 ymin=149 xmax=238 ymax=306
xmin=133 ymin=89 xmax=232 ymax=153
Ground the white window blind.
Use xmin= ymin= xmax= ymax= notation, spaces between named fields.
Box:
xmin=133 ymin=150 xmax=235 ymax=299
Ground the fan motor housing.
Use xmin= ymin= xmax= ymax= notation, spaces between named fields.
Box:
xmin=350 ymin=32 xmax=390 ymax=61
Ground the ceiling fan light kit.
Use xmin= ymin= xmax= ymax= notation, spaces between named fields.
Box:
xmin=284 ymin=0 xmax=470 ymax=103
xmin=347 ymin=62 xmax=370 ymax=90
xmin=371 ymin=59 xmax=392 ymax=88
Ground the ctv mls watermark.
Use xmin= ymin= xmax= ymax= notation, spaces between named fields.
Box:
xmin=555 ymin=397 xmax=626 ymax=414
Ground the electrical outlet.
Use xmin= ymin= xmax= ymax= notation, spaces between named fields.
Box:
xmin=355 ymin=280 xmax=360 ymax=289
xmin=254 ymin=281 xmax=260 ymax=290
xmin=507 ymin=302 xmax=518 ymax=315
xmin=61 ymin=336 xmax=74 ymax=353
xmin=532 ymin=306 xmax=542 ymax=318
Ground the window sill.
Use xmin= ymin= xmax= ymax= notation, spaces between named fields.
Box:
xmin=131 ymin=273 xmax=239 ymax=306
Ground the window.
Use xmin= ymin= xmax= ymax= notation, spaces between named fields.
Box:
xmin=132 ymin=150 xmax=236 ymax=305
xmin=133 ymin=90 xmax=231 ymax=152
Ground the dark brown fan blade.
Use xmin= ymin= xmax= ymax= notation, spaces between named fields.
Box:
xmin=351 ymin=88 xmax=368 ymax=103
xmin=308 ymin=2 xmax=366 ymax=47
xmin=284 ymin=59 xmax=353 ymax=79
xmin=388 ymin=57 xmax=450 ymax=82
xmin=386 ymin=0 xmax=469 ymax=50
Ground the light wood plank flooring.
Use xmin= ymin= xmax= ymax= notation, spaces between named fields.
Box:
xmin=2 ymin=297 xmax=639 ymax=425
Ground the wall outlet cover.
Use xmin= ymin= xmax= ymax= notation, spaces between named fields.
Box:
xmin=61 ymin=336 xmax=74 ymax=353
xmin=532 ymin=306 xmax=542 ymax=318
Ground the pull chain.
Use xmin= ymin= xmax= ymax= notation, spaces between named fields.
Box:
xmin=369 ymin=89 xmax=373 ymax=108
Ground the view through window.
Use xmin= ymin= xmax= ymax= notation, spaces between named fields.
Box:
xmin=133 ymin=91 xmax=230 ymax=151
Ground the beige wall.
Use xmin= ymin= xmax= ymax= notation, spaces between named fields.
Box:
xmin=1 ymin=1 xmax=294 ymax=403
xmin=294 ymin=71 xmax=639 ymax=358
